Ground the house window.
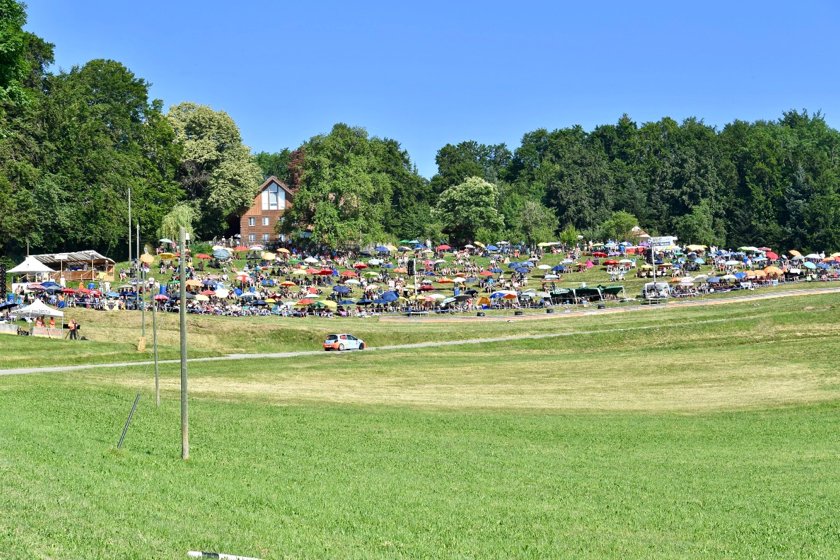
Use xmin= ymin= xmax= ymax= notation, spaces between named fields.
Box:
xmin=248 ymin=217 xmax=255 ymax=227
xmin=263 ymin=217 xmax=269 ymax=226
xmin=262 ymin=233 xmax=270 ymax=242
xmin=261 ymin=182 xmax=285 ymax=210
xmin=248 ymin=233 xmax=255 ymax=243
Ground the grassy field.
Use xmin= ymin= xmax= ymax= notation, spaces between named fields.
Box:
xmin=2 ymin=283 xmax=839 ymax=369
xmin=1 ymin=294 xmax=840 ymax=556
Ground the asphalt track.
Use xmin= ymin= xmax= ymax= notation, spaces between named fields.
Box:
xmin=2 ymin=285 xmax=839 ymax=377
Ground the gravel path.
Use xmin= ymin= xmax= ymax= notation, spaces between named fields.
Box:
xmin=2 ymin=286 xmax=838 ymax=377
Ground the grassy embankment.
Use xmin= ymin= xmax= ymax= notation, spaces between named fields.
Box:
xmin=1 ymin=294 xmax=839 ymax=556
xmin=5 ymin=249 xmax=833 ymax=368
xmin=2 ymin=284 xmax=838 ymax=369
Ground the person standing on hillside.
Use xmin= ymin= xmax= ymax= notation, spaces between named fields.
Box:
xmin=68 ymin=319 xmax=78 ymax=340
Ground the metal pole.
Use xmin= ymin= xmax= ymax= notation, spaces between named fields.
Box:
xmin=652 ymin=247 xmax=656 ymax=284
xmin=127 ymin=188 xmax=132 ymax=264
xmin=117 ymin=393 xmax=141 ymax=450
xmin=153 ymin=301 xmax=159 ymax=407
xmin=135 ymin=223 xmax=140 ymax=319
xmin=141 ymin=266 xmax=146 ymax=337
xmin=651 ymin=245 xmax=657 ymax=300
xmin=179 ymin=226 xmax=189 ymax=459
xmin=139 ymin=223 xmax=145 ymax=338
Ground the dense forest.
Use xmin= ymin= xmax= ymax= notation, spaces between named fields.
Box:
xmin=2 ymin=1 xmax=840 ymax=261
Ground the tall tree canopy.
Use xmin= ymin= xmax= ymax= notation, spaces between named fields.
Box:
xmin=167 ymin=102 xmax=263 ymax=239
xmin=254 ymin=149 xmax=291 ymax=183
xmin=433 ymin=176 xmax=505 ymax=245
xmin=280 ymin=124 xmax=431 ymax=247
xmin=430 ymin=141 xmax=512 ymax=194
xmin=0 ymin=0 xmax=28 ymax=108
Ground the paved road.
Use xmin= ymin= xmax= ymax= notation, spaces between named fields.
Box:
xmin=2 ymin=285 xmax=838 ymax=377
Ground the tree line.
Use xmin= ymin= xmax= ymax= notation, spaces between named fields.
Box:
xmin=267 ymin=111 xmax=840 ymax=252
xmin=3 ymin=0 xmax=840 ymax=261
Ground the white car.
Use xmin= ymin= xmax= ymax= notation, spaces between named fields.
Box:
xmin=324 ymin=333 xmax=366 ymax=351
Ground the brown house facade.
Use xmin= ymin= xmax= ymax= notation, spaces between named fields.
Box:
xmin=239 ymin=176 xmax=295 ymax=245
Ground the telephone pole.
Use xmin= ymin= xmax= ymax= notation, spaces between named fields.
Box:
xmin=127 ymin=188 xmax=132 ymax=264
xmin=153 ymin=301 xmax=159 ymax=407
xmin=179 ymin=227 xmax=189 ymax=459
xmin=138 ymin=222 xmax=145 ymax=338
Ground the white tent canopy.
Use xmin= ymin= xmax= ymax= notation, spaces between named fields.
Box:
xmin=11 ymin=299 xmax=64 ymax=318
xmin=8 ymin=256 xmax=55 ymax=274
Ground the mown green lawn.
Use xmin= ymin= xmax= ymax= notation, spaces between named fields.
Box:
xmin=1 ymin=294 xmax=839 ymax=557
xmin=1 ymin=383 xmax=838 ymax=557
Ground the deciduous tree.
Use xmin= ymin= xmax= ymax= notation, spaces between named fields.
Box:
xmin=433 ymin=176 xmax=504 ymax=245
xmin=167 ymin=102 xmax=263 ymax=238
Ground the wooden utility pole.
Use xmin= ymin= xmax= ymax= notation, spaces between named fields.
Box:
xmin=153 ymin=301 xmax=160 ymax=407
xmin=179 ymin=227 xmax=189 ymax=459
xmin=127 ymin=188 xmax=132 ymax=264
xmin=138 ymin=223 xmax=145 ymax=338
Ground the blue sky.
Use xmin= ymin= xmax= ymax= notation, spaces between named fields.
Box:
xmin=25 ymin=0 xmax=840 ymax=178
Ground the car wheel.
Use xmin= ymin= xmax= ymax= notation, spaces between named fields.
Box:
xmin=339 ymin=343 xmax=345 ymax=351
xmin=359 ymin=343 xmax=365 ymax=350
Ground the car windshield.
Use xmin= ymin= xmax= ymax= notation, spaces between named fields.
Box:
xmin=326 ymin=335 xmax=338 ymax=341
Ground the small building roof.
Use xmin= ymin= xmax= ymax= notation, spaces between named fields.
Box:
xmin=30 ymin=250 xmax=115 ymax=267
xmin=258 ymin=176 xmax=295 ymax=198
